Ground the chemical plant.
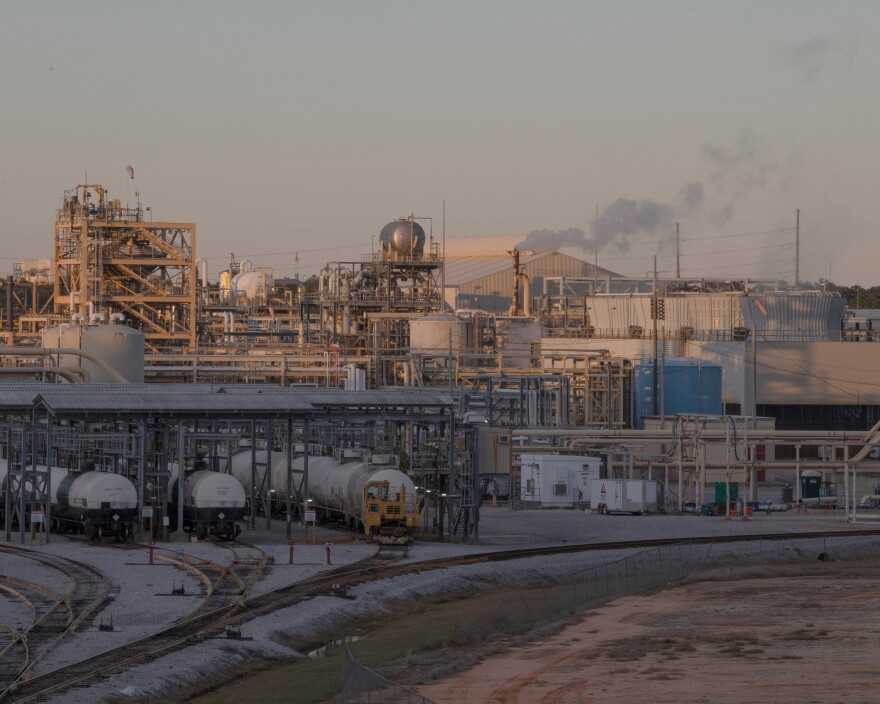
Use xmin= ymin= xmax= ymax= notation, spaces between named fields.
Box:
xmin=3 ymin=181 xmax=880 ymax=545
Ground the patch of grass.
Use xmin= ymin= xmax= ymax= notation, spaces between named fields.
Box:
xmin=177 ymin=553 xmax=880 ymax=703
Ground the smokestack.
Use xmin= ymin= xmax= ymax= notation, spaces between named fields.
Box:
xmin=509 ymin=249 xmax=521 ymax=315
xmin=6 ymin=276 xmax=12 ymax=333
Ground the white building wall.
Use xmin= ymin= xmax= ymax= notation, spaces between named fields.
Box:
xmin=519 ymin=454 xmax=600 ymax=507
xmin=542 ymin=337 xmax=880 ymax=408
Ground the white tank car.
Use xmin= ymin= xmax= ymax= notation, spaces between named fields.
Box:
xmin=300 ymin=456 xmax=366 ymax=513
xmin=306 ymin=459 xmax=418 ymax=517
xmin=230 ymin=450 xmax=416 ymax=515
xmin=56 ymin=471 xmax=138 ymax=510
xmin=168 ymin=468 xmax=245 ymax=540
xmin=54 ymin=469 xmax=138 ymax=540
xmin=183 ymin=470 xmax=246 ymax=511
xmin=228 ymin=449 xmax=271 ymax=495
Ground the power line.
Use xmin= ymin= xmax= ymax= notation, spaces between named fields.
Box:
xmin=682 ymin=227 xmax=793 ymax=243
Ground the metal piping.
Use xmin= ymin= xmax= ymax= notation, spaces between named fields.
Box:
xmin=0 ymin=367 xmax=90 ymax=383
xmin=0 ymin=347 xmax=129 ymax=383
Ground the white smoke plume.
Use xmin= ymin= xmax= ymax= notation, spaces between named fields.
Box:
xmin=516 ymin=130 xmax=778 ymax=255
xmin=517 ymin=181 xmax=703 ymax=254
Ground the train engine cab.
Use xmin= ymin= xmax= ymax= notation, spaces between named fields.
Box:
xmin=363 ymin=475 xmax=420 ymax=544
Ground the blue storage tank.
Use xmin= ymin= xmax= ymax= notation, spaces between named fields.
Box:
xmin=633 ymin=357 xmax=723 ymax=428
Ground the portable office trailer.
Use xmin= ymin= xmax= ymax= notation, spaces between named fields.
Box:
xmin=590 ymin=478 xmax=658 ymax=514
xmin=519 ymin=454 xmax=600 ymax=508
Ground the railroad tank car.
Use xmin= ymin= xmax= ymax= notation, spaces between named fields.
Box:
xmin=168 ymin=469 xmax=245 ymax=541
xmin=0 ymin=461 xmax=137 ymax=540
xmin=228 ymin=450 xmax=420 ymax=542
xmin=0 ymin=460 xmax=12 ymax=526
xmin=53 ymin=469 xmax=138 ymax=541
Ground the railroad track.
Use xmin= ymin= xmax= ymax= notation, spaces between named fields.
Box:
xmin=0 ymin=547 xmax=110 ymax=700
xmin=4 ymin=528 xmax=879 ymax=702
xmin=62 ymin=534 xmax=271 ymax=614
xmin=4 ymin=546 xmax=403 ymax=703
xmin=150 ymin=540 xmax=270 ymax=614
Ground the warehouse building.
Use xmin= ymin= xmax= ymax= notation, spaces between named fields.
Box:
xmin=443 ymin=236 xmax=630 ymax=313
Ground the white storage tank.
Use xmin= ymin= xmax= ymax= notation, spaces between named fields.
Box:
xmin=42 ymin=322 xmax=145 ymax=383
xmin=230 ymin=270 xmax=272 ymax=305
xmin=409 ymin=313 xmax=475 ymax=357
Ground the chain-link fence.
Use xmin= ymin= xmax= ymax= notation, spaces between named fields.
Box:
xmin=557 ymin=541 xmax=713 ymax=615
xmin=337 ymin=541 xmax=712 ymax=703
xmin=338 ymin=648 xmax=437 ymax=704
xmin=336 ymin=534 xmax=880 ymax=703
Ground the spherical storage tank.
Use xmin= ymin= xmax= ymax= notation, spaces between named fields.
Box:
xmin=632 ymin=357 xmax=723 ymax=429
xmin=380 ymin=219 xmax=426 ymax=256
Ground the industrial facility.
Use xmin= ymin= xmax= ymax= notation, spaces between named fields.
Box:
xmin=3 ymin=181 xmax=880 ymax=544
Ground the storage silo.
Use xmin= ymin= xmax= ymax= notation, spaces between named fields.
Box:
xmin=632 ymin=357 xmax=722 ymax=428
xmin=409 ymin=313 xmax=474 ymax=357
xmin=41 ymin=321 xmax=145 ymax=383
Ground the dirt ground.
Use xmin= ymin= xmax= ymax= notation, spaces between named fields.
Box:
xmin=415 ymin=576 xmax=880 ymax=703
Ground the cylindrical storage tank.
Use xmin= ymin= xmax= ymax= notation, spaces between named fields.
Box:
xmin=409 ymin=313 xmax=473 ymax=357
xmin=63 ymin=471 xmax=138 ymax=511
xmin=230 ymin=271 xmax=273 ymax=305
xmin=42 ymin=322 xmax=145 ymax=383
xmin=183 ymin=470 xmax=246 ymax=513
xmin=632 ymin=357 xmax=723 ymax=429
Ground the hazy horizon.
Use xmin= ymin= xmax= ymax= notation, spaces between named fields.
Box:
xmin=1 ymin=1 xmax=876 ymax=284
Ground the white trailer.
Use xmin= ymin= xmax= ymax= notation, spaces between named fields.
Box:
xmin=519 ymin=455 xmax=600 ymax=508
xmin=590 ymin=479 xmax=658 ymax=515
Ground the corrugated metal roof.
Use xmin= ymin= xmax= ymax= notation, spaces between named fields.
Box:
xmin=302 ymin=389 xmax=455 ymax=407
xmin=33 ymin=389 xmax=314 ymax=415
xmin=0 ymin=383 xmax=454 ymax=417
xmin=444 ymin=251 xmax=617 ymax=287
xmin=444 ymin=253 xmax=552 ymax=286
xmin=0 ymin=381 xmax=47 ymax=410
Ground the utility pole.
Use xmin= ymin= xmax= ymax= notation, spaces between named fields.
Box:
xmin=442 ymin=199 xmax=446 ymax=308
xmin=652 ymin=255 xmax=659 ymax=416
xmin=594 ymin=204 xmax=599 ymax=293
xmin=675 ymin=222 xmax=680 ymax=278
xmin=794 ymin=208 xmax=800 ymax=289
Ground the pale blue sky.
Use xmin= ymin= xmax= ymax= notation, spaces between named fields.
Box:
xmin=0 ymin=1 xmax=876 ymax=283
